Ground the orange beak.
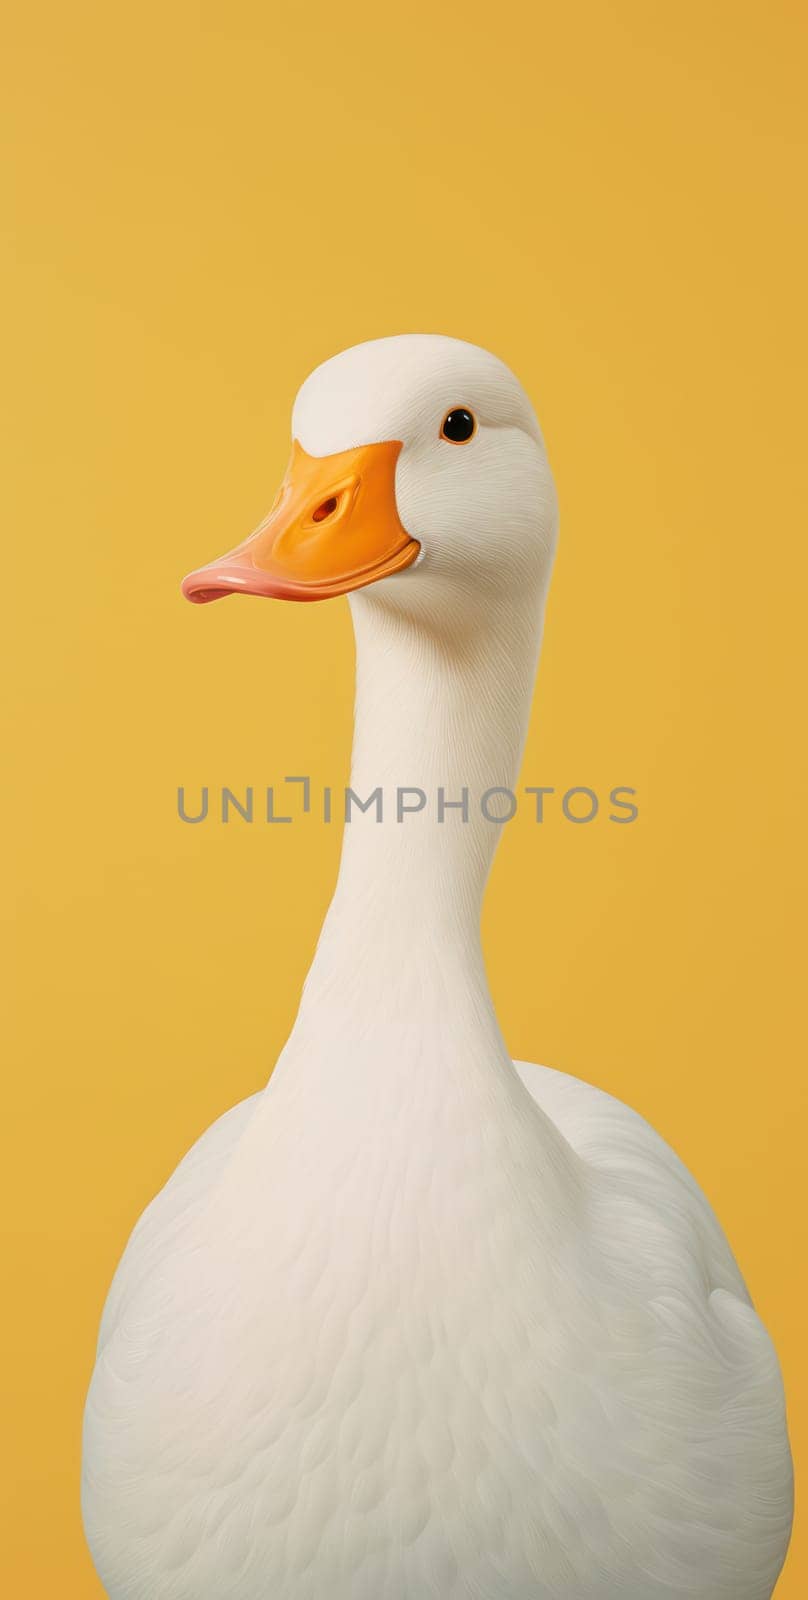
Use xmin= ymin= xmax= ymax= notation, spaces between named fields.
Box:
xmin=182 ymin=439 xmax=420 ymax=603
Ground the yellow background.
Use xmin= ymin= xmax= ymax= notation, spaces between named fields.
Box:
xmin=3 ymin=1 xmax=806 ymax=1592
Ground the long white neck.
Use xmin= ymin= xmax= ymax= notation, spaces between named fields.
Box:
xmin=291 ymin=579 xmax=547 ymax=1043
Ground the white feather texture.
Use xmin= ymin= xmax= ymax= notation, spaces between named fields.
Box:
xmin=82 ymin=335 xmax=793 ymax=1599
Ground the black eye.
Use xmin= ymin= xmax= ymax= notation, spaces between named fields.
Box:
xmin=440 ymin=407 xmax=476 ymax=444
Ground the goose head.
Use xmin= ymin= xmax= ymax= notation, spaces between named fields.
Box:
xmin=182 ymin=335 xmax=558 ymax=631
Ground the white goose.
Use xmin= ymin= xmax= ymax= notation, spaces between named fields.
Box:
xmin=82 ymin=335 xmax=793 ymax=1600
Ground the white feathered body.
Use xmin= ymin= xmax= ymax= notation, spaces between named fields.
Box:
xmin=83 ymin=1033 xmax=791 ymax=1600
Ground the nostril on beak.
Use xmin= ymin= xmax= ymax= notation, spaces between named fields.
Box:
xmin=311 ymin=495 xmax=339 ymax=525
